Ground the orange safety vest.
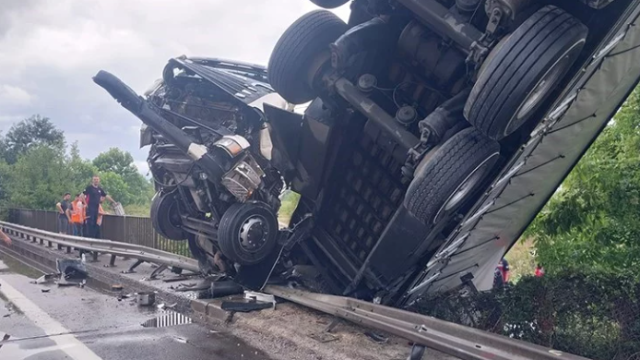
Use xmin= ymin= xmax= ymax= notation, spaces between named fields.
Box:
xmin=70 ymin=201 xmax=86 ymax=224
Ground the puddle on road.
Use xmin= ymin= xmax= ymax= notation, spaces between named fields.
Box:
xmin=0 ymin=256 xmax=43 ymax=279
xmin=141 ymin=310 xmax=192 ymax=328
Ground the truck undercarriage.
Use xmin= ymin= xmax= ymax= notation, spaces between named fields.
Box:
xmin=94 ymin=0 xmax=634 ymax=306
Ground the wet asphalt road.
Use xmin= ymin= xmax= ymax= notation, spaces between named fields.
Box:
xmin=0 ymin=259 xmax=271 ymax=360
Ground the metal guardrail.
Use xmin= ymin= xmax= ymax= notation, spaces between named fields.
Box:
xmin=0 ymin=220 xmax=592 ymax=360
xmin=0 ymin=221 xmax=199 ymax=272
xmin=265 ymin=286 xmax=592 ymax=360
xmin=6 ymin=208 xmax=191 ymax=257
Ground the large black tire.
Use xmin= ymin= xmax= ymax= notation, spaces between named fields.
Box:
xmin=150 ymin=191 xmax=187 ymax=241
xmin=268 ymin=10 xmax=347 ymax=104
xmin=310 ymin=0 xmax=349 ymax=9
xmin=405 ymin=128 xmax=500 ymax=224
xmin=464 ymin=5 xmax=588 ymax=140
xmin=217 ymin=202 xmax=278 ymax=266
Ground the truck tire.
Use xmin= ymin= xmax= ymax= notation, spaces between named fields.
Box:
xmin=217 ymin=202 xmax=278 ymax=266
xmin=405 ymin=128 xmax=500 ymax=225
xmin=150 ymin=191 xmax=187 ymax=241
xmin=268 ymin=10 xmax=347 ymax=104
xmin=310 ymin=0 xmax=349 ymax=9
xmin=464 ymin=5 xmax=588 ymax=140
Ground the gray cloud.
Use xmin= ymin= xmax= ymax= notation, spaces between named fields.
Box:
xmin=0 ymin=0 xmax=350 ymax=173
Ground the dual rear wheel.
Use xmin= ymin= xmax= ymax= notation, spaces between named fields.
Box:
xmin=268 ymin=5 xmax=587 ymax=225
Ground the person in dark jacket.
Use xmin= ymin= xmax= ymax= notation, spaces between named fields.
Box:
xmin=83 ymin=176 xmax=117 ymax=238
xmin=56 ymin=193 xmax=72 ymax=234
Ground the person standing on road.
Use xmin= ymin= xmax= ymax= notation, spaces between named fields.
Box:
xmin=84 ymin=176 xmax=117 ymax=238
xmin=56 ymin=193 xmax=72 ymax=234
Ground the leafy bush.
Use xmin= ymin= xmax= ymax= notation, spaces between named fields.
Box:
xmin=412 ymin=270 xmax=640 ymax=360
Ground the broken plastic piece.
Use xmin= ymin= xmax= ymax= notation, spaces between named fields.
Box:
xmin=56 ymin=259 xmax=88 ymax=280
xmin=137 ymin=292 xmax=156 ymax=307
xmin=244 ymin=291 xmax=276 ymax=308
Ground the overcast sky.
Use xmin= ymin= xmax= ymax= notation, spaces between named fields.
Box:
xmin=0 ymin=0 xmax=350 ymax=175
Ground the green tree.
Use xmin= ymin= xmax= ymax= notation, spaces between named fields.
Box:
xmin=93 ymin=148 xmax=138 ymax=179
xmin=3 ymin=115 xmax=65 ymax=164
xmin=5 ymin=145 xmax=71 ymax=209
xmin=528 ymin=88 xmax=640 ymax=276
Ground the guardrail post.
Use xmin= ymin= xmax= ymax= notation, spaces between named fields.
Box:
xmin=58 ymin=244 xmax=63 ymax=250
xmin=39 ymin=238 xmax=43 ymax=245
xmin=92 ymin=252 xmax=98 ymax=262
xmin=109 ymin=255 xmax=117 ymax=267
xmin=66 ymin=246 xmax=71 ymax=254
xmin=47 ymin=240 xmax=52 ymax=247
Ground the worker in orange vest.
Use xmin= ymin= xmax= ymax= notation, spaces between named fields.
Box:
xmin=70 ymin=193 xmax=86 ymax=237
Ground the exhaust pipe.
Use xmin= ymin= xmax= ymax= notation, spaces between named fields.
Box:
xmin=93 ymin=70 xmax=228 ymax=180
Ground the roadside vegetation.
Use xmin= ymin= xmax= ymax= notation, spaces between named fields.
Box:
xmin=418 ymin=88 xmax=640 ymax=360
xmin=0 ymin=115 xmax=154 ymax=215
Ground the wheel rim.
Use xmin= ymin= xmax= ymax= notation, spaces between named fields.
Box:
xmin=238 ymin=215 xmax=270 ymax=252
xmin=434 ymin=152 xmax=499 ymax=224
xmin=506 ymin=39 xmax=585 ymax=136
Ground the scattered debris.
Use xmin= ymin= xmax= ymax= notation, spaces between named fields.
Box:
xmin=221 ymin=300 xmax=272 ymax=313
xmin=117 ymin=293 xmax=132 ymax=302
xmin=323 ymin=319 xmax=340 ymax=333
xmin=309 ymin=332 xmax=340 ymax=343
xmin=195 ymin=280 xmax=244 ymax=299
xmin=162 ymin=276 xmax=189 ymax=283
xmin=0 ymin=333 xmax=10 ymax=350
xmin=157 ymin=303 xmax=177 ymax=311
xmin=146 ymin=264 xmax=168 ymax=281
xmin=244 ymin=291 xmax=276 ymax=308
xmin=33 ymin=273 xmax=57 ymax=284
xmin=2 ymin=314 xmax=9 ymax=318
xmin=40 ymin=289 xmax=50 ymax=293
xmin=111 ymin=284 xmax=124 ymax=291
xmin=57 ymin=280 xmax=77 ymax=287
xmin=172 ymin=335 xmax=188 ymax=344
xmin=56 ymin=259 xmax=88 ymax=280
xmin=137 ymin=292 xmax=156 ymax=307
xmin=364 ymin=331 xmax=388 ymax=343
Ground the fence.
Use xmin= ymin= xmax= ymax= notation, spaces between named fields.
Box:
xmin=7 ymin=208 xmax=191 ymax=258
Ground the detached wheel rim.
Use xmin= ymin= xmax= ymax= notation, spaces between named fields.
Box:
xmin=238 ymin=215 xmax=270 ymax=252
xmin=507 ymin=39 xmax=585 ymax=136
xmin=434 ymin=152 xmax=500 ymax=224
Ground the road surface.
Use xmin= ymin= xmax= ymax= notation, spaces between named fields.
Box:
xmin=0 ymin=258 xmax=270 ymax=360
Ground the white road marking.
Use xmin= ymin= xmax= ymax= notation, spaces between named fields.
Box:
xmin=0 ymin=278 xmax=103 ymax=360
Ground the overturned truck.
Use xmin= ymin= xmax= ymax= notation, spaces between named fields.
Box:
xmin=94 ymin=0 xmax=636 ymax=306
